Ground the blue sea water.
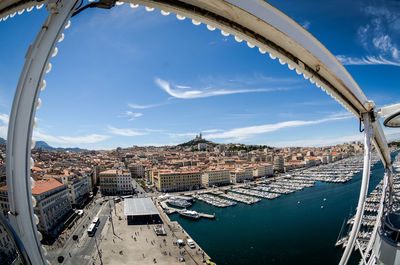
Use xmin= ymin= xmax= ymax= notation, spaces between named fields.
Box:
xmin=170 ymin=157 xmax=391 ymax=265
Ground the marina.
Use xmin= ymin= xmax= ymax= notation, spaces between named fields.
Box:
xmin=167 ymin=152 xmax=393 ymax=265
xmin=220 ymin=192 xmax=261 ymax=205
xmin=335 ymin=151 xmax=400 ymax=252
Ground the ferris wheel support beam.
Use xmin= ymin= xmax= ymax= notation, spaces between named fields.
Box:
xmin=363 ymin=168 xmax=390 ymax=263
xmin=5 ymin=0 xmax=79 ymax=264
xmin=339 ymin=112 xmax=374 ymax=265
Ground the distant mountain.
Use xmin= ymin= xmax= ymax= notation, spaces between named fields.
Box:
xmin=35 ymin=141 xmax=55 ymax=150
xmin=0 ymin=137 xmax=87 ymax=151
xmin=35 ymin=141 xmax=88 ymax=152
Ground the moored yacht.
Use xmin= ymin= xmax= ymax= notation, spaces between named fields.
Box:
xmin=179 ymin=209 xmax=200 ymax=220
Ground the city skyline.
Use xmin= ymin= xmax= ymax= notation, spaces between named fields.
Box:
xmin=0 ymin=0 xmax=399 ymax=150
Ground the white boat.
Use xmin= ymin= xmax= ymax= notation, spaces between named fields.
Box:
xmin=179 ymin=209 xmax=200 ymax=220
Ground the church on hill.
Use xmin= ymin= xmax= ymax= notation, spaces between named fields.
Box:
xmin=194 ymin=133 xmax=202 ymax=142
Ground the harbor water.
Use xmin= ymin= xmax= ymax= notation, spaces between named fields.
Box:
xmin=170 ymin=157 xmax=390 ymax=265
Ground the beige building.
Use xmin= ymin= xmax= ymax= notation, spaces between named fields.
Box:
xmin=153 ymin=170 xmax=201 ymax=192
xmin=230 ymin=169 xmax=252 ymax=183
xmin=43 ymin=172 xmax=89 ymax=207
xmin=129 ymin=163 xmax=146 ymax=178
xmin=201 ymin=169 xmax=230 ymax=187
xmin=99 ymin=169 xmax=133 ymax=195
xmin=253 ymin=164 xmax=274 ymax=178
xmin=274 ymin=155 xmax=285 ymax=173
xmin=32 ymin=178 xmax=72 ymax=237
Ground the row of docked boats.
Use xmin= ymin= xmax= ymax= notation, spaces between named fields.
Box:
xmin=220 ymin=192 xmax=261 ymax=204
xmin=192 ymin=193 xmax=237 ymax=207
xmin=335 ymin=151 xmax=400 ymax=252
xmin=293 ymin=154 xmax=379 ymax=183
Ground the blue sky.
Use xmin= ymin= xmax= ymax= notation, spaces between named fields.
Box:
xmin=0 ymin=0 xmax=399 ymax=149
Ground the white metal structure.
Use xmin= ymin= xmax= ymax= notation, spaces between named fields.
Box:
xmin=0 ymin=0 xmax=398 ymax=264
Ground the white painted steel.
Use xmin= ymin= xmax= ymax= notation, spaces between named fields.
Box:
xmin=5 ymin=1 xmax=80 ymax=264
xmin=0 ymin=0 xmax=394 ymax=264
xmin=364 ymin=169 xmax=389 ymax=263
xmin=339 ymin=113 xmax=374 ymax=265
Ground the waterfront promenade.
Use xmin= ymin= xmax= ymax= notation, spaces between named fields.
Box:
xmin=95 ymin=198 xmax=210 ymax=265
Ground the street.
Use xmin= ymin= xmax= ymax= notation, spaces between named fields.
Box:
xmin=45 ymin=197 xmax=111 ymax=265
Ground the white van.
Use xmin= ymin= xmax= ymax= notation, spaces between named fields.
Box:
xmin=187 ymin=239 xmax=195 ymax=249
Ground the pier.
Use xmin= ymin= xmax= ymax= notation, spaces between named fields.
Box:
xmin=158 ymin=200 xmax=215 ymax=219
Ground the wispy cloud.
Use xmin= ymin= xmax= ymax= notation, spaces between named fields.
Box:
xmin=155 ymin=78 xmax=294 ymax=99
xmin=273 ymin=134 xmax=363 ymax=147
xmin=273 ymin=128 xmax=400 ymax=147
xmin=128 ymin=103 xmax=165 ymax=109
xmin=301 ymin=21 xmax=311 ymax=30
xmin=33 ymin=129 xmax=109 ymax=145
xmin=0 ymin=114 xmax=8 ymax=125
xmin=337 ymin=4 xmax=400 ymax=66
xmin=0 ymin=113 xmax=9 ymax=138
xmin=168 ymin=132 xmax=198 ymax=138
xmin=107 ymin=126 xmax=147 ymax=137
xmin=204 ymin=113 xmax=352 ymax=142
xmin=125 ymin=111 xmax=143 ymax=120
xmin=202 ymin=129 xmax=222 ymax=133
xmin=337 ymin=55 xmax=400 ymax=66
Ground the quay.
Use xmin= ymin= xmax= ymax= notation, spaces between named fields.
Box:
xmin=159 ymin=200 xmax=215 ymax=219
xmin=93 ymin=197 xmax=212 ymax=265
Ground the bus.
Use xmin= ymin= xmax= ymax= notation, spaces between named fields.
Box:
xmin=87 ymin=223 xmax=97 ymax=237
xmin=92 ymin=217 xmax=100 ymax=227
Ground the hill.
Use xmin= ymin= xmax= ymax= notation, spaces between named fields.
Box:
xmin=178 ymin=138 xmax=215 ymax=147
xmin=0 ymin=137 xmax=87 ymax=151
xmin=35 ymin=141 xmax=88 ymax=152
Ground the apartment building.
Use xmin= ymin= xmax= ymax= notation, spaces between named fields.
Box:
xmin=99 ymin=169 xmax=133 ymax=195
xmin=32 ymin=178 xmax=72 ymax=237
xmin=153 ymin=170 xmax=201 ymax=192
xmin=274 ymin=155 xmax=285 ymax=173
xmin=0 ymin=186 xmax=9 ymax=216
xmin=230 ymin=169 xmax=252 ymax=183
xmin=253 ymin=164 xmax=274 ymax=178
xmin=0 ymin=221 xmax=22 ymax=265
xmin=43 ymin=172 xmax=89 ymax=207
xmin=201 ymin=169 xmax=230 ymax=187
xmin=129 ymin=163 xmax=146 ymax=178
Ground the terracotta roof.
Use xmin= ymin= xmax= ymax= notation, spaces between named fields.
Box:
xmin=31 ymin=178 xmax=64 ymax=195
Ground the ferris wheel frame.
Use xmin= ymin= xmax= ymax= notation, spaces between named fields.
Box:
xmin=0 ymin=1 xmax=393 ymax=264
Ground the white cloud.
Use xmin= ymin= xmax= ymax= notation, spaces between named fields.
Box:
xmin=107 ymin=126 xmax=147 ymax=137
xmin=273 ymin=134 xmax=363 ymax=147
xmin=176 ymin=85 xmax=191 ymax=89
xmin=155 ymin=78 xmax=292 ymax=99
xmin=337 ymin=5 xmax=400 ymax=66
xmin=0 ymin=114 xmax=9 ymax=138
xmin=168 ymin=132 xmax=198 ymax=138
xmin=204 ymin=113 xmax=352 ymax=142
xmin=337 ymin=55 xmax=400 ymax=66
xmin=0 ymin=126 xmax=6 ymax=138
xmin=301 ymin=21 xmax=311 ymax=30
xmin=202 ymin=129 xmax=222 ymax=133
xmin=273 ymin=128 xmax=400 ymax=147
xmin=129 ymin=103 xmax=161 ymax=109
xmin=125 ymin=111 xmax=143 ymax=120
xmin=0 ymin=114 xmax=9 ymax=125
xmin=33 ymin=129 xmax=109 ymax=145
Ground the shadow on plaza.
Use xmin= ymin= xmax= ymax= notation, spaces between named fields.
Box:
xmin=127 ymin=214 xmax=163 ymax=225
